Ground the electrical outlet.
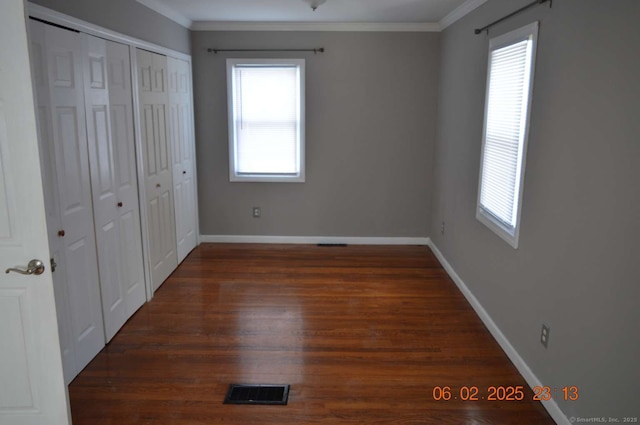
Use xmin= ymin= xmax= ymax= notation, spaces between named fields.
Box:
xmin=441 ymin=221 xmax=445 ymax=235
xmin=252 ymin=207 xmax=261 ymax=218
xmin=540 ymin=324 xmax=550 ymax=349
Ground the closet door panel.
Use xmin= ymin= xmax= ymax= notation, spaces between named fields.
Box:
xmin=83 ymin=34 xmax=126 ymax=342
xmin=64 ymin=236 xmax=102 ymax=346
xmin=168 ymin=57 xmax=197 ymax=264
xmin=29 ymin=21 xmax=77 ymax=384
xmin=137 ymin=49 xmax=177 ymax=292
xmin=85 ymin=36 xmax=147 ymax=341
xmin=107 ymin=40 xmax=145 ymax=318
xmin=118 ymin=208 xmax=143 ymax=298
xmin=44 ymin=24 xmax=105 ymax=373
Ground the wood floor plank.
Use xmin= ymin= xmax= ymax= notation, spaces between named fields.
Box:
xmin=69 ymin=244 xmax=554 ymax=424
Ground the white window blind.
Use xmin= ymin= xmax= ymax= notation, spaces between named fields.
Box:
xmin=227 ymin=59 xmax=305 ymax=182
xmin=477 ymin=22 xmax=538 ymax=248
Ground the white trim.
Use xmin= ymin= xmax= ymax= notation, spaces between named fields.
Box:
xmin=427 ymin=241 xmax=570 ymax=425
xmin=191 ymin=21 xmax=441 ymax=32
xmin=439 ymin=0 xmax=488 ymax=30
xmin=136 ymin=0 xmax=192 ymax=29
xmin=27 ymin=2 xmax=191 ymax=62
xmin=200 ymin=235 xmax=430 ymax=245
xmin=186 ymin=58 xmax=201 ymax=248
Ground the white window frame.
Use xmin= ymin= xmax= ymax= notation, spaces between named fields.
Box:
xmin=476 ymin=22 xmax=539 ymax=248
xmin=226 ymin=58 xmax=305 ymax=183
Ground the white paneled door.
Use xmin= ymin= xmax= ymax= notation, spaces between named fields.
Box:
xmin=137 ymin=49 xmax=177 ymax=292
xmin=83 ymin=34 xmax=123 ymax=343
xmin=30 ymin=20 xmax=105 ymax=382
xmin=0 ymin=0 xmax=70 ymax=423
xmin=168 ymin=57 xmax=198 ymax=264
xmin=83 ymin=35 xmax=145 ymax=342
xmin=106 ymin=40 xmax=147 ymax=327
xmin=29 ymin=19 xmax=76 ymax=384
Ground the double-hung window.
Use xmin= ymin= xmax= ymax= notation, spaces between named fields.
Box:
xmin=226 ymin=58 xmax=305 ymax=182
xmin=477 ymin=22 xmax=539 ymax=248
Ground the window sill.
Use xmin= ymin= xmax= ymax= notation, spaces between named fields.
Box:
xmin=230 ymin=173 xmax=305 ymax=183
xmin=476 ymin=209 xmax=520 ymax=249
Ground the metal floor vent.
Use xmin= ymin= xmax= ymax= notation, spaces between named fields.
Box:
xmin=223 ymin=384 xmax=290 ymax=405
xmin=317 ymin=243 xmax=347 ymax=247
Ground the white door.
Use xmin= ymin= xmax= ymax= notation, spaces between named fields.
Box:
xmin=84 ymin=35 xmax=146 ymax=342
xmin=168 ymin=57 xmax=198 ymax=264
xmin=82 ymin=34 xmax=124 ymax=342
xmin=0 ymin=1 xmax=70 ymax=424
xmin=82 ymin=33 xmax=123 ymax=343
xmin=30 ymin=20 xmax=105 ymax=380
xmin=29 ymin=20 xmax=77 ymax=384
xmin=136 ymin=49 xmax=177 ymax=292
xmin=106 ymin=40 xmax=146 ymax=328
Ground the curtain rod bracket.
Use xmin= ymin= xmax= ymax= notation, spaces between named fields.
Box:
xmin=474 ymin=0 xmax=551 ymax=36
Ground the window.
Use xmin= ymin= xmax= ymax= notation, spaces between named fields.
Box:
xmin=476 ymin=22 xmax=538 ymax=249
xmin=226 ymin=58 xmax=305 ymax=182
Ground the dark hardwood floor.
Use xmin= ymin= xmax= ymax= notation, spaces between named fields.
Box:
xmin=69 ymin=244 xmax=554 ymax=424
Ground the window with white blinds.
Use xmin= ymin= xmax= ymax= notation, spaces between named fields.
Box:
xmin=227 ymin=58 xmax=305 ymax=182
xmin=477 ymin=22 xmax=538 ymax=248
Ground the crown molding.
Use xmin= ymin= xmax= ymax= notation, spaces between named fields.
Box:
xmin=439 ymin=0 xmax=488 ymax=30
xmin=136 ymin=0 xmax=192 ymax=28
xmin=136 ymin=0 xmax=486 ymax=32
xmin=191 ymin=21 xmax=441 ymax=32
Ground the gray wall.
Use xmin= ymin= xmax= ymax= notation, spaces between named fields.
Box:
xmin=431 ymin=0 xmax=640 ymax=419
xmin=30 ymin=0 xmax=190 ymax=53
xmin=192 ymin=31 xmax=439 ymax=237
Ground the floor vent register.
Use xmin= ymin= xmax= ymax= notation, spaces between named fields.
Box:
xmin=223 ymin=384 xmax=290 ymax=405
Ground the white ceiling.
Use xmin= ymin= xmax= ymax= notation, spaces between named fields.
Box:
xmin=136 ymin=0 xmax=488 ymax=31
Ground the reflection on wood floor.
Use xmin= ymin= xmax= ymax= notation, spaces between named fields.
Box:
xmin=69 ymin=243 xmax=554 ymax=424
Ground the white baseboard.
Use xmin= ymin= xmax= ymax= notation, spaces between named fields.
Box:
xmin=199 ymin=235 xmax=430 ymax=245
xmin=427 ymin=241 xmax=570 ymax=425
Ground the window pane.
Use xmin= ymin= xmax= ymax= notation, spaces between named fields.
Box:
xmin=237 ymin=125 xmax=297 ymax=173
xmin=479 ymin=38 xmax=532 ymax=229
xmin=233 ymin=65 xmax=300 ymax=175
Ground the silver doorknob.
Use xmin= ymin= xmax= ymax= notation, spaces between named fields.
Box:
xmin=5 ymin=259 xmax=46 ymax=276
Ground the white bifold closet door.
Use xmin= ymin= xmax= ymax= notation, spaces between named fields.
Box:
xmin=31 ymin=19 xmax=147 ymax=383
xmin=29 ymin=20 xmax=105 ymax=383
xmin=83 ymin=36 xmax=146 ymax=342
xmin=137 ymin=49 xmax=178 ymax=292
xmin=168 ymin=57 xmax=198 ymax=264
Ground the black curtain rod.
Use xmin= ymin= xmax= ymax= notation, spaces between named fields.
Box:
xmin=207 ymin=48 xmax=325 ymax=54
xmin=474 ymin=0 xmax=551 ymax=35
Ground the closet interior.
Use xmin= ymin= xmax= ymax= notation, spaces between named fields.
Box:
xmin=29 ymin=17 xmax=198 ymax=384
